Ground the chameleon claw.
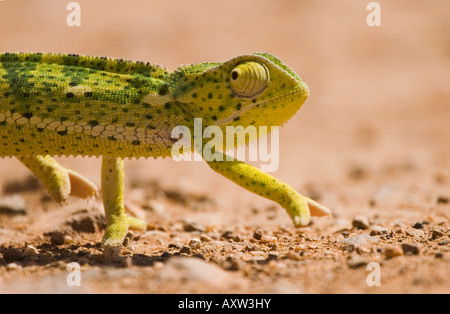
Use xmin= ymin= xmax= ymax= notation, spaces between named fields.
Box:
xmin=306 ymin=197 xmax=333 ymax=217
xmin=67 ymin=169 xmax=99 ymax=199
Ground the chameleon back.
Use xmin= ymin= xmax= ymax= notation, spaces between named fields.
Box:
xmin=0 ymin=53 xmax=189 ymax=158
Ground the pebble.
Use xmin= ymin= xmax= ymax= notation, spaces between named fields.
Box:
xmin=370 ymin=226 xmax=388 ymax=236
xmin=2 ymin=248 xmax=24 ymax=262
xmin=406 ymin=228 xmax=425 ymax=238
xmin=437 ymin=196 xmax=449 ymax=204
xmin=384 ymin=246 xmax=404 ymax=259
xmin=347 ymin=255 xmax=369 ymax=269
xmin=260 ymin=235 xmax=277 ymax=244
xmin=23 ymin=245 xmax=39 ymax=257
xmin=183 ymin=221 xmax=205 ymax=233
xmin=253 ymin=230 xmax=263 ymax=240
xmin=430 ymin=230 xmax=444 ymax=240
xmin=189 ymin=238 xmax=201 ymax=250
xmin=341 ymin=234 xmax=378 ymax=251
xmin=352 ymin=216 xmax=370 ymax=230
xmin=438 ymin=240 xmax=450 ymax=246
xmin=221 ymin=230 xmax=234 ymax=240
xmin=401 ymin=243 xmax=421 ymax=255
xmin=200 ymin=234 xmax=212 ymax=242
xmin=412 ymin=222 xmax=423 ymax=229
xmin=6 ymin=263 xmax=20 ymax=271
xmin=180 ymin=245 xmax=191 ymax=254
xmin=50 ymin=233 xmax=66 ymax=246
xmin=0 ymin=195 xmax=27 ymax=215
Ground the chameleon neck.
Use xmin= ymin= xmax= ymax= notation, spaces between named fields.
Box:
xmin=0 ymin=53 xmax=192 ymax=158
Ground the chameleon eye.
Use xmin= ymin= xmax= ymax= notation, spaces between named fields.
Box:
xmin=229 ymin=61 xmax=270 ymax=98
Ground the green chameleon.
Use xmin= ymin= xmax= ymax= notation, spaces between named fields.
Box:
xmin=0 ymin=52 xmax=331 ymax=254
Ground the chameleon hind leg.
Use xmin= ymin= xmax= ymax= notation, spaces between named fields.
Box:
xmin=18 ymin=155 xmax=98 ymax=203
xmin=101 ymin=156 xmax=146 ymax=253
xmin=204 ymin=151 xmax=332 ymax=227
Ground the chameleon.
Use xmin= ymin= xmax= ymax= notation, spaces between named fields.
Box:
xmin=0 ymin=52 xmax=331 ymax=254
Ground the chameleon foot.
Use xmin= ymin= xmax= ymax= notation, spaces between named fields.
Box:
xmin=18 ymin=155 xmax=98 ymax=203
xmin=127 ymin=216 xmax=147 ymax=232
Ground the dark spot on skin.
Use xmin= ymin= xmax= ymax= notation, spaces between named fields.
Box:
xmin=126 ymin=122 xmax=135 ymax=127
xmin=233 ymin=116 xmax=240 ymax=121
xmin=66 ymin=92 xmax=74 ymax=98
xmin=252 ymin=99 xmax=257 ymax=103
xmin=84 ymin=91 xmax=93 ymax=97
xmin=158 ymin=85 xmax=168 ymax=96
xmin=58 ymin=130 xmax=68 ymax=136
xmin=146 ymin=124 xmax=156 ymax=130
xmin=109 ymin=136 xmax=117 ymax=141
xmin=88 ymin=120 xmax=99 ymax=127
xmin=212 ymin=115 xmax=217 ymax=121
xmin=69 ymin=82 xmax=78 ymax=87
xmin=236 ymin=103 xmax=242 ymax=110
xmin=132 ymin=140 xmax=140 ymax=145
xmin=22 ymin=112 xmax=33 ymax=118
xmin=219 ymin=106 xmax=225 ymax=112
xmin=208 ymin=93 xmax=213 ymax=99
xmin=191 ymin=93 xmax=197 ymax=98
xmin=164 ymin=103 xmax=171 ymax=109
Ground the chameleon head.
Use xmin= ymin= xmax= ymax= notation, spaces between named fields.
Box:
xmin=168 ymin=53 xmax=309 ymax=143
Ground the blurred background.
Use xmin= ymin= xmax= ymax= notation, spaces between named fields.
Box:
xmin=0 ymin=0 xmax=449 ymax=294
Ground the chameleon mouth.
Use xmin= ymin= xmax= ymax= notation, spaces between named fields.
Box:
xmin=215 ymin=86 xmax=308 ymax=127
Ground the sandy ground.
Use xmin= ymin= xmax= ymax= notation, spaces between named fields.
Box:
xmin=0 ymin=0 xmax=449 ymax=294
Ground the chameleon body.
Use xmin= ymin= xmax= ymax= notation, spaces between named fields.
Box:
xmin=0 ymin=52 xmax=331 ymax=253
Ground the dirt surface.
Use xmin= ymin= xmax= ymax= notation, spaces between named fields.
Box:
xmin=0 ymin=0 xmax=449 ymax=294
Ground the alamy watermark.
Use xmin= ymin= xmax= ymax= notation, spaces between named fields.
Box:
xmin=171 ymin=118 xmax=280 ymax=173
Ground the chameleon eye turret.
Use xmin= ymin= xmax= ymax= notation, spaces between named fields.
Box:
xmin=229 ymin=61 xmax=270 ymax=98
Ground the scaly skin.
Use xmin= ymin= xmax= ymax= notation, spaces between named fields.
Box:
xmin=0 ymin=52 xmax=331 ymax=253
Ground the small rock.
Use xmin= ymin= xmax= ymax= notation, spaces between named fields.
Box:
xmin=384 ymin=246 xmax=403 ymax=259
xmin=180 ymin=245 xmax=191 ymax=254
xmin=189 ymin=238 xmax=201 ymax=250
xmin=200 ymin=234 xmax=212 ymax=242
xmin=437 ymin=196 xmax=449 ymax=204
xmin=401 ymin=243 xmax=421 ymax=255
xmin=50 ymin=233 xmax=65 ymax=246
xmin=341 ymin=234 xmax=378 ymax=251
xmin=370 ymin=226 xmax=388 ymax=236
xmin=406 ymin=228 xmax=425 ymax=238
xmin=438 ymin=240 xmax=450 ymax=246
xmin=23 ymin=245 xmax=39 ymax=257
xmin=168 ymin=243 xmax=182 ymax=249
xmin=6 ymin=263 xmax=20 ymax=271
xmin=412 ymin=222 xmax=423 ymax=229
xmin=221 ymin=230 xmax=234 ymax=240
xmin=347 ymin=255 xmax=369 ymax=269
xmin=223 ymin=257 xmax=240 ymax=271
xmin=0 ymin=195 xmax=27 ymax=215
xmin=352 ymin=216 xmax=370 ymax=230
xmin=253 ymin=230 xmax=263 ymax=240
xmin=66 ymin=211 xmax=104 ymax=233
xmin=260 ymin=235 xmax=277 ymax=244
xmin=2 ymin=248 xmax=24 ymax=262
xmin=183 ymin=221 xmax=205 ymax=233
xmin=430 ymin=230 xmax=444 ymax=240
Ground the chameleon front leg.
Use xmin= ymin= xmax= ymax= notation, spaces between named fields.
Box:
xmin=101 ymin=156 xmax=146 ymax=252
xmin=18 ymin=155 xmax=98 ymax=203
xmin=205 ymin=152 xmax=332 ymax=227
